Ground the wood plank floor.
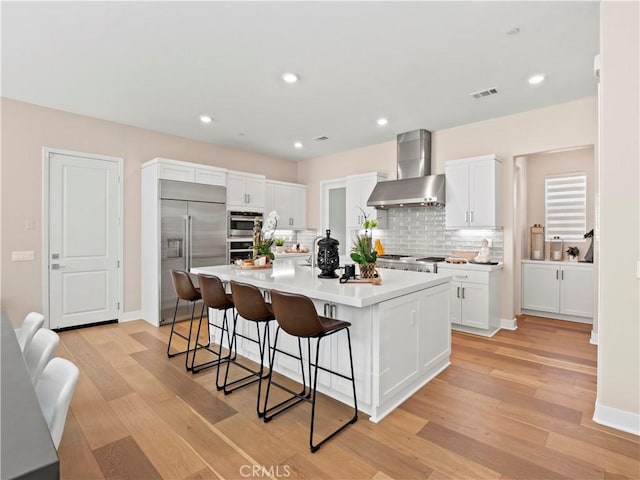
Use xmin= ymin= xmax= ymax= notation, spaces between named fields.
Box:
xmin=56 ymin=315 xmax=640 ymax=479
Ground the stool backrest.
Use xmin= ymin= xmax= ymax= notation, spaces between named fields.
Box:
xmin=170 ymin=270 xmax=200 ymax=301
xmin=24 ymin=328 xmax=60 ymax=384
xmin=16 ymin=312 xmax=46 ymax=352
xmin=35 ymin=357 xmax=80 ymax=449
xmin=230 ymin=281 xmax=273 ymax=321
xmin=270 ymin=290 xmax=325 ymax=338
xmin=199 ymin=274 xmax=232 ymax=309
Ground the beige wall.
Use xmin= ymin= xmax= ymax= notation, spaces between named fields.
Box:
xmin=300 ymin=96 xmax=598 ymax=325
xmin=526 ymin=146 xmax=595 ymax=261
xmin=596 ymin=1 xmax=639 ymax=427
xmin=0 ymin=98 xmax=297 ymax=325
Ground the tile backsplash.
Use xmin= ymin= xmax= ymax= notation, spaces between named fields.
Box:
xmin=293 ymin=207 xmax=503 ymax=262
xmin=375 ymin=207 xmax=504 ymax=261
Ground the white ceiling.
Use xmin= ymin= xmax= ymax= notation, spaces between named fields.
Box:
xmin=1 ymin=1 xmax=600 ymax=161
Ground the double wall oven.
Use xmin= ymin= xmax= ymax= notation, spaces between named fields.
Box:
xmin=227 ymin=210 xmax=263 ymax=263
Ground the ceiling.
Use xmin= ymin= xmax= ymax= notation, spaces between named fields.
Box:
xmin=1 ymin=1 xmax=600 ymax=161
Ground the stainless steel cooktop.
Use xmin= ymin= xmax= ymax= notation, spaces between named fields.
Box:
xmin=376 ymin=254 xmax=446 ymax=272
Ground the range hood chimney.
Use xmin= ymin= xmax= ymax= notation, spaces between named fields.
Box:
xmin=367 ymin=129 xmax=445 ymax=208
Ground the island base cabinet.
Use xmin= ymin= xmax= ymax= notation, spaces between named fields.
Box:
xmin=373 ymin=283 xmax=450 ymax=421
xmin=202 ymin=273 xmax=452 ymax=423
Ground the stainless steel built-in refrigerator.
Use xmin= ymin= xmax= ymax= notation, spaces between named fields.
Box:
xmin=160 ymin=180 xmax=226 ymax=324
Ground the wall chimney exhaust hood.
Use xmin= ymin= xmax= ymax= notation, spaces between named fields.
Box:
xmin=367 ymin=129 xmax=445 ymax=208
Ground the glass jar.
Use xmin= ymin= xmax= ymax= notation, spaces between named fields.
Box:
xmin=550 ymin=236 xmax=563 ymax=261
xmin=530 ymin=224 xmax=544 ymax=260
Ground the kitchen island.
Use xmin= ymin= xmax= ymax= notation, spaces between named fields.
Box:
xmin=191 ymin=262 xmax=451 ymax=422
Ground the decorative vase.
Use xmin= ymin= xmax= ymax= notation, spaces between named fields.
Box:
xmin=359 ymin=262 xmax=377 ymax=279
xmin=317 ymin=229 xmax=340 ymax=278
xmin=275 ymin=246 xmax=284 ymax=253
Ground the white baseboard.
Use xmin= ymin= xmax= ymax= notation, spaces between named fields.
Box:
xmin=590 ymin=330 xmax=598 ymax=345
xmin=593 ymin=400 xmax=640 ymax=435
xmin=501 ymin=317 xmax=518 ymax=330
xmin=120 ymin=310 xmax=143 ymax=323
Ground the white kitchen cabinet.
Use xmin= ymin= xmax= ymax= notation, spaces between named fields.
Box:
xmin=152 ymin=158 xmax=226 ymax=186
xmin=437 ymin=264 xmax=502 ymax=333
xmin=445 ymin=154 xmax=502 ymax=228
xmin=265 ymin=180 xmax=307 ymax=230
xmin=346 ymin=172 xmax=386 ymax=229
xmin=521 ymin=261 xmax=593 ymax=321
xmin=227 ymin=171 xmax=265 ymax=210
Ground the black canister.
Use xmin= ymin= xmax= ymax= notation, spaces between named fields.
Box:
xmin=317 ymin=229 xmax=340 ymax=279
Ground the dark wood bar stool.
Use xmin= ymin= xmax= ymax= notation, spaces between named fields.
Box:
xmin=265 ymin=289 xmax=358 ymax=453
xmin=219 ymin=280 xmax=276 ymax=417
xmin=194 ymin=274 xmax=236 ymax=373
xmin=167 ymin=269 xmax=213 ymax=372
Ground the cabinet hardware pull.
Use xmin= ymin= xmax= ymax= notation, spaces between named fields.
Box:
xmin=561 ymin=270 xmax=564 ymax=280
xmin=461 ymin=287 xmax=465 ymax=299
xmin=556 ymin=270 xmax=559 ymax=280
xmin=470 ymin=211 xmax=474 ymax=223
xmin=324 ymin=303 xmax=329 ymax=317
xmin=330 ymin=303 xmax=337 ymax=319
xmin=465 ymin=211 xmax=469 ymax=223
xmin=457 ymin=286 xmax=460 ymax=298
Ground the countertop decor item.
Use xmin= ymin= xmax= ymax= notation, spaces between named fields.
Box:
xmin=253 ymin=210 xmax=279 ymax=261
xmin=550 ymin=236 xmax=563 ymax=261
xmin=317 ymin=229 xmax=340 ymax=278
xmin=530 ymin=224 xmax=545 ymax=260
xmin=350 ymin=208 xmax=379 ymax=278
xmin=584 ymin=229 xmax=594 ymax=263
xmin=566 ymin=246 xmax=579 ymax=261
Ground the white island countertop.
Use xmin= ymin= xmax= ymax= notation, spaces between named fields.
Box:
xmin=191 ymin=263 xmax=450 ymax=308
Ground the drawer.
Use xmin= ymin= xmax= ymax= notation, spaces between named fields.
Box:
xmin=438 ymin=268 xmax=489 ymax=285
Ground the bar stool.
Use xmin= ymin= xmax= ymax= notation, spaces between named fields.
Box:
xmin=167 ymin=269 xmax=212 ymax=372
xmin=219 ymin=280 xmax=275 ymax=417
xmin=265 ymin=289 xmax=358 ymax=453
xmin=195 ymin=274 xmax=235 ymax=373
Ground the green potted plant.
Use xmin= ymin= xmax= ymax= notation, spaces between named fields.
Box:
xmin=350 ymin=208 xmax=378 ymax=278
xmin=274 ymin=237 xmax=285 ymax=253
xmin=566 ymin=246 xmax=580 ymax=261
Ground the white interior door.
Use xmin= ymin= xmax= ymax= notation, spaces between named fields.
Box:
xmin=48 ymin=152 xmax=120 ymax=329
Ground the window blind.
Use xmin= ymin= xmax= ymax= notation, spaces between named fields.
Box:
xmin=544 ymin=173 xmax=586 ymax=240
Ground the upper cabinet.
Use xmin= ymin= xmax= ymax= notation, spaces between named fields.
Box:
xmin=346 ymin=172 xmax=387 ymax=229
xmin=265 ymin=180 xmax=307 ymax=230
xmin=151 ymin=158 xmax=226 ymax=186
xmin=227 ymin=171 xmax=266 ymax=210
xmin=445 ymin=154 xmax=502 ymax=228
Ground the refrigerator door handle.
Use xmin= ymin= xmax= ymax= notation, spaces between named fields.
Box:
xmin=185 ymin=215 xmax=191 ymax=271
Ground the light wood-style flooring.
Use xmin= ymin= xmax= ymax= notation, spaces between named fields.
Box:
xmin=55 ymin=315 xmax=640 ymax=479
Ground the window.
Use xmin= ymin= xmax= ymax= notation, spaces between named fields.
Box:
xmin=545 ymin=173 xmax=587 ymax=240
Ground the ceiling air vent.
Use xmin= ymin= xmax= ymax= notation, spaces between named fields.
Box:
xmin=470 ymin=87 xmax=498 ymax=99
xmin=313 ymin=135 xmax=329 ymax=141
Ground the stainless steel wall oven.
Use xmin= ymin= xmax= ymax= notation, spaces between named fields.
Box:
xmin=227 ymin=211 xmax=263 ymax=263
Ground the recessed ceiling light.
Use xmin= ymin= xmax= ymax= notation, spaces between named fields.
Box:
xmin=377 ymin=117 xmax=389 ymax=126
xmin=281 ymin=72 xmax=299 ymax=84
xmin=528 ymin=74 xmax=546 ymax=85
xmin=199 ymin=115 xmax=213 ymax=124
xmin=294 ymin=142 xmax=303 ymax=149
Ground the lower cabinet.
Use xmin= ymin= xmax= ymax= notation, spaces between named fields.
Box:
xmin=437 ymin=265 xmax=502 ymax=332
xmin=521 ymin=261 xmax=593 ymax=320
